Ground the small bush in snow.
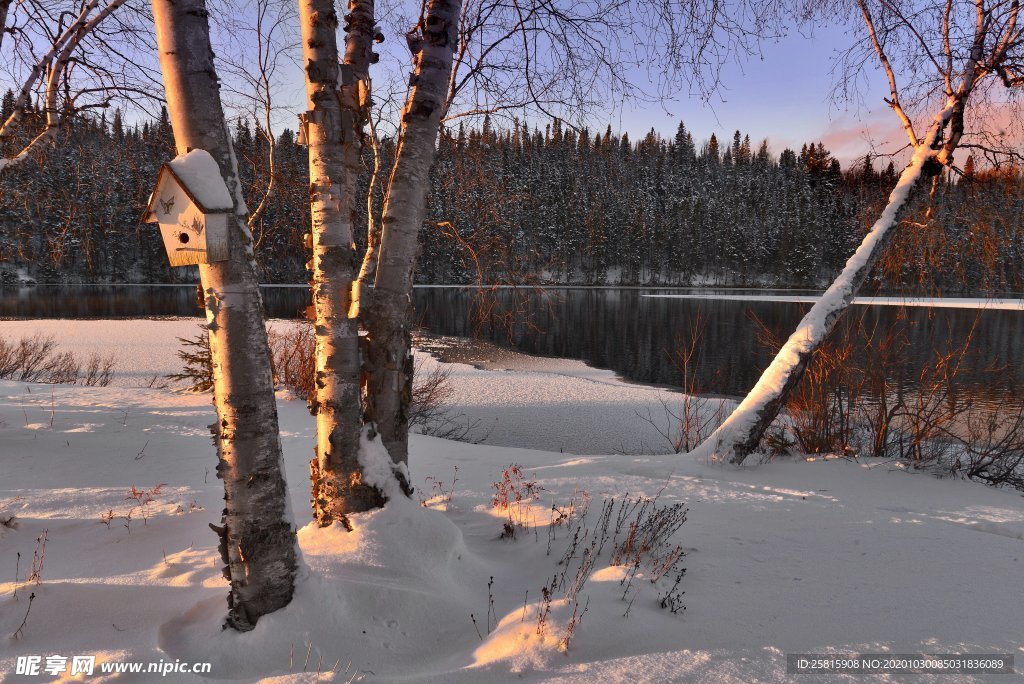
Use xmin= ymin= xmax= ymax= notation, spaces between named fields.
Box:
xmin=555 ymin=492 xmax=689 ymax=617
xmin=0 ymin=333 xmax=114 ymax=386
xmin=27 ymin=529 xmax=48 ymax=584
xmin=126 ymin=484 xmax=166 ymax=526
xmin=491 ymin=464 xmax=543 ymax=539
xmin=420 ymin=464 xmax=458 ymax=507
xmin=166 ymin=326 xmax=213 ymax=392
xmin=11 ymin=592 xmax=35 ymax=640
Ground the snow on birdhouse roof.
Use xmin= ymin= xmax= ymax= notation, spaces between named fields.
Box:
xmin=145 ymin=149 xmax=235 ymax=220
xmin=166 ymin=149 xmax=235 ymax=211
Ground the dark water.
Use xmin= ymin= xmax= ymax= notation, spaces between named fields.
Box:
xmin=414 ymin=288 xmax=1024 ymax=405
xmin=2 ymin=285 xmax=1022 ymax=405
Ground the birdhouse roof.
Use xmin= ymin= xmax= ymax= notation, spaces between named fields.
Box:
xmin=144 ymin=149 xmax=235 ymax=220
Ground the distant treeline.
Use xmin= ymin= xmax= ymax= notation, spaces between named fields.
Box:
xmin=1 ymin=89 xmax=1021 ymax=293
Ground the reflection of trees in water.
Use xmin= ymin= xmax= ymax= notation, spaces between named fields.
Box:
xmin=2 ymin=285 xmax=1021 ymax=409
xmin=0 ymin=284 xmax=312 ymax=320
xmin=414 ymin=288 xmax=1024 ymax=407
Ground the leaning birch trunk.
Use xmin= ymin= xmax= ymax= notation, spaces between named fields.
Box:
xmin=360 ymin=0 xmax=461 ymax=469
xmin=300 ymin=0 xmax=382 ymax=527
xmin=690 ymin=101 xmax=955 ymax=466
xmin=152 ymin=0 xmax=296 ymax=629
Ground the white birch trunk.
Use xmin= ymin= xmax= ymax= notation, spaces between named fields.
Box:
xmin=300 ymin=0 xmax=383 ymax=526
xmin=362 ymin=0 xmax=461 ymax=468
xmin=152 ymin=0 xmax=296 ymax=629
xmin=690 ymin=102 xmax=956 ymax=465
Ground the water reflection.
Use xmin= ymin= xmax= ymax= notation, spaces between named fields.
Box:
xmin=413 ymin=288 xmax=1024 ymax=405
xmin=2 ymin=285 xmax=1021 ymax=408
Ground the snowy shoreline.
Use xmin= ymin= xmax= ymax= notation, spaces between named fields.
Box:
xmin=0 ymin=319 xmax=712 ymax=455
xmin=2 ymin=320 xmax=1023 ymax=682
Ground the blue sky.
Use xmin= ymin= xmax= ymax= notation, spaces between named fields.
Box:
xmin=614 ymin=22 xmax=901 ymax=165
xmin=0 ymin=1 xmax=905 ymax=168
xmin=248 ymin=9 xmax=903 ymax=167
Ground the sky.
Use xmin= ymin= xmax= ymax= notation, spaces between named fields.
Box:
xmin=613 ymin=22 xmax=902 ymax=166
xmin=0 ymin=2 xmax=911 ymax=168
xmin=239 ymin=7 xmax=906 ymax=168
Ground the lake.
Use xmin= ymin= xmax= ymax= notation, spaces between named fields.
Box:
xmin=2 ymin=284 xmax=1022 ymax=409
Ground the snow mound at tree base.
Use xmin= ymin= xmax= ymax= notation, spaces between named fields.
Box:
xmin=159 ymin=481 xmax=488 ymax=680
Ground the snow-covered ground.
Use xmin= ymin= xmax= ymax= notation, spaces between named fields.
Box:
xmin=1 ymin=321 xmax=1023 ymax=682
xmin=0 ymin=319 xmax=707 ymax=454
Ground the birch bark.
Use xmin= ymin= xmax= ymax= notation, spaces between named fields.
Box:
xmin=689 ymin=0 xmax=1018 ymax=465
xmin=152 ymin=0 xmax=296 ymax=629
xmin=300 ymin=0 xmax=383 ymax=526
xmin=690 ymin=126 xmax=946 ymax=464
xmin=361 ymin=0 xmax=461 ymax=468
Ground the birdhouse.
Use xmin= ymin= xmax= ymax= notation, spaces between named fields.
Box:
xmin=143 ymin=149 xmax=233 ymax=267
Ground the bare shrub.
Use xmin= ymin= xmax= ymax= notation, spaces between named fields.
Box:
xmin=11 ymin=592 xmax=35 ymax=640
xmin=764 ymin=310 xmax=886 ymax=456
xmin=263 ymin=322 xmax=484 ymax=441
xmin=491 ymin=464 xmax=543 ymax=539
xmin=0 ymin=334 xmax=117 ymax=387
xmin=13 ymin=334 xmax=57 ymax=381
xmin=409 ymin=359 xmax=455 ymax=424
xmin=82 ymin=353 xmax=116 ymax=387
xmin=756 ymin=309 xmax=1024 ymax=490
xmin=27 ymin=529 xmax=48 ymax=583
xmin=409 ymin=357 xmax=489 ymax=442
xmin=126 ymin=484 xmax=166 ymax=526
xmin=0 ymin=337 xmax=14 ymax=377
xmin=558 ymin=596 xmax=589 ymax=653
xmin=848 ymin=317 xmax=975 ymax=466
xmin=420 ymin=465 xmax=459 ymax=507
xmin=44 ymin=351 xmax=80 ymax=385
xmin=637 ymin=311 xmax=727 ymax=453
xmin=552 ymin=491 xmax=688 ymax=618
xmin=476 ymin=489 xmax=689 ymax=657
xmin=952 ymin=404 xmax=1024 ymax=490
xmin=267 ymin=323 xmax=316 ymax=400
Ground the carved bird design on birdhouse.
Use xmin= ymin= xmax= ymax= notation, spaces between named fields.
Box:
xmin=159 ymin=196 xmax=175 ymax=215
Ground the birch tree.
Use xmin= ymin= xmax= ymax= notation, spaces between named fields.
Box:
xmin=357 ymin=0 xmax=782 ymax=467
xmin=300 ymin=0 xmax=386 ymax=526
xmin=358 ymin=0 xmax=463 ymax=469
xmin=0 ymin=0 xmax=11 ymax=52
xmin=692 ymin=0 xmax=1024 ymax=465
xmin=152 ymin=0 xmax=297 ymax=628
xmin=297 ymin=0 xmax=788 ymax=521
xmin=0 ymin=0 xmax=132 ymax=173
